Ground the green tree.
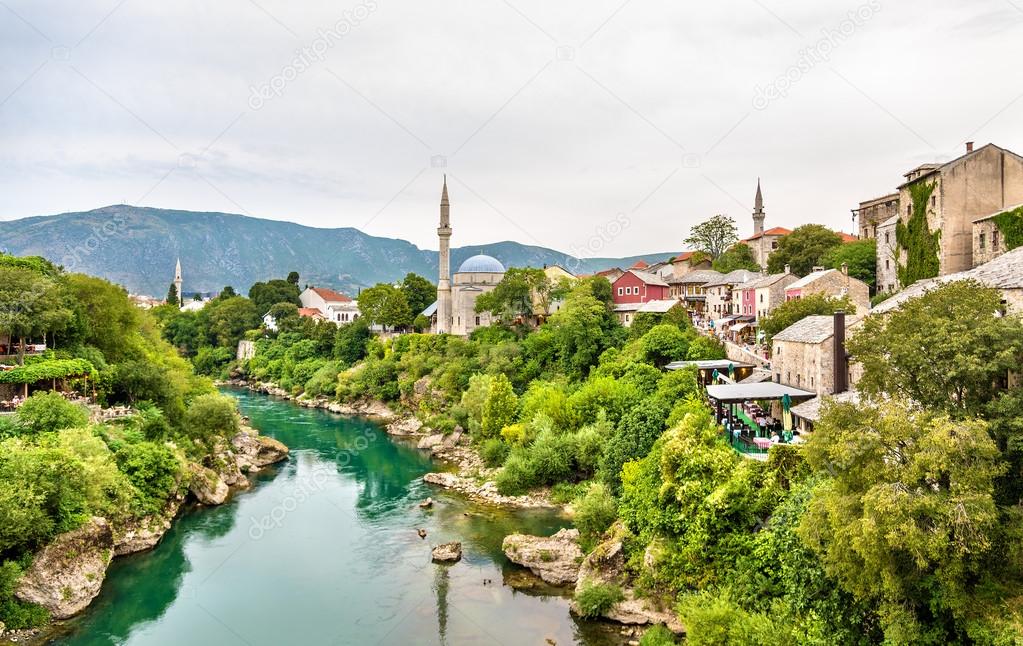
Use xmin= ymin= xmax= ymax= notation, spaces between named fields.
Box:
xmin=199 ymin=296 xmax=259 ymax=348
xmin=896 ymin=181 xmax=941 ymax=285
xmin=685 ymin=215 xmax=739 ymax=259
xmin=65 ymin=274 xmax=140 ymax=363
xmin=0 ymin=268 xmax=74 ymax=364
xmin=712 ymin=243 xmax=760 ymax=273
xmin=480 ymin=373 xmax=517 ymax=438
xmin=166 ymin=282 xmax=179 ymax=306
xmin=824 ymin=238 xmax=876 ymax=289
xmin=333 ymin=318 xmax=371 ymax=365
xmin=219 ymin=286 xmax=237 ymax=298
xmin=181 ymin=394 xmax=240 ymax=445
xmin=266 ymin=302 xmax=300 ymax=333
xmin=801 ymin=400 xmax=1011 ymax=643
xmin=15 ymin=392 xmax=89 ymax=435
xmin=399 ymin=273 xmax=436 ymax=316
xmin=759 ymin=294 xmax=854 ymax=345
xmin=766 ymin=224 xmax=843 ymax=276
xmin=475 ymin=267 xmax=548 ymax=320
xmin=161 ymin=310 xmax=201 ymax=356
xmin=247 ymin=279 xmax=301 ymax=313
xmin=358 ymin=284 xmax=413 ymax=330
xmin=640 ymin=324 xmax=692 ymax=368
xmin=286 ymin=271 xmax=300 ymax=285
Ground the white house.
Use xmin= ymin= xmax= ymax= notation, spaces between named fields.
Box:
xmin=300 ymin=286 xmax=360 ymax=326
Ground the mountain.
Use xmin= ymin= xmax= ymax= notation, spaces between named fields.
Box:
xmin=0 ymin=205 xmax=680 ymax=297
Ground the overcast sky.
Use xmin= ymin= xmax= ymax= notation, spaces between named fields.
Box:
xmin=1 ymin=0 xmax=1022 ymax=256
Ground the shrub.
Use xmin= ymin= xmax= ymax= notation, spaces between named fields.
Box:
xmin=495 ymin=450 xmax=533 ymax=495
xmin=677 ymin=591 xmax=782 ymax=646
xmin=115 ymin=441 xmax=183 ymax=515
xmin=574 ymin=483 xmax=617 ymax=548
xmin=639 ymin=625 xmax=678 ymax=646
xmin=480 ymin=373 xmax=518 ymax=439
xmin=14 ymin=392 xmax=89 ymax=435
xmin=303 ymin=361 xmax=340 ymax=397
xmin=575 ymin=582 xmax=624 ymax=618
xmin=182 ymin=394 xmax=239 ymax=446
xmin=480 ymin=438 xmax=510 ymax=468
xmin=0 ymin=560 xmax=48 ymax=628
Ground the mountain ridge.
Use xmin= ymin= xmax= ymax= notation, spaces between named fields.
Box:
xmin=0 ymin=205 xmax=681 ymax=297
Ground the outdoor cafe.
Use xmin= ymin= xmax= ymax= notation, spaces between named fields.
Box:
xmin=665 ymin=359 xmax=755 ymax=386
xmin=705 ymin=382 xmax=816 ymax=456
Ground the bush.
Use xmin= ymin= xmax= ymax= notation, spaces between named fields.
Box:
xmin=115 ymin=441 xmax=183 ymax=515
xmin=14 ymin=392 xmax=88 ymax=435
xmin=192 ymin=346 xmax=234 ymax=376
xmin=0 ymin=560 xmax=48 ymax=628
xmin=480 ymin=373 xmax=517 ymax=439
xmin=677 ymin=591 xmax=782 ymax=646
xmin=575 ymin=582 xmax=624 ymax=618
xmin=480 ymin=437 xmax=510 ymax=468
xmin=303 ymin=361 xmax=340 ymax=397
xmin=639 ymin=625 xmax=678 ymax=646
xmin=181 ymin=394 xmax=239 ymax=446
xmin=574 ymin=483 xmax=617 ymax=548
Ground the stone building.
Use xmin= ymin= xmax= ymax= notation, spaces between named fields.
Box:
xmin=972 ymin=204 xmax=1021 ymax=267
xmin=668 ymin=269 xmax=721 ymax=315
xmin=771 ymin=312 xmax=859 ymax=397
xmin=854 ymin=193 xmax=899 ymax=240
xmin=785 ymin=266 xmax=870 ymax=314
xmin=748 ymin=271 xmax=799 ymax=320
xmin=429 ymin=177 xmax=505 ymax=337
xmin=742 ymin=180 xmax=791 ymax=270
xmin=875 ymin=215 xmax=900 ymax=295
xmin=668 ymin=251 xmax=712 ymax=278
xmin=897 ymin=142 xmax=1023 ymax=277
xmin=705 ymin=269 xmax=762 ymax=318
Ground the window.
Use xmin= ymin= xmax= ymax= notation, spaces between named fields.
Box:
xmin=979 ymin=232 xmax=986 ymax=250
xmin=759 ymin=294 xmax=764 ymax=303
xmin=907 ymin=204 xmax=911 ymax=216
xmin=771 ymin=241 xmax=778 ymax=249
xmin=993 ymin=230 xmax=1000 ymax=250
xmin=884 ymin=232 xmax=890 ymax=244
xmin=617 ymin=287 xmax=623 ymax=296
xmin=475 ymin=316 xmax=480 ymax=326
xmin=885 ymin=259 xmax=890 ymax=269
xmin=931 ymin=195 xmax=936 ymax=206
xmin=811 ymin=376 xmax=814 ymax=388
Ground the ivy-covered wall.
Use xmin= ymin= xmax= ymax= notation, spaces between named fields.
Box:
xmin=895 ymin=181 xmax=941 ymax=285
xmin=993 ymin=206 xmax=1023 ymax=251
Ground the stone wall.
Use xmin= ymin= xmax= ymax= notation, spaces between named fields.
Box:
xmin=876 ymin=218 xmax=899 ymax=294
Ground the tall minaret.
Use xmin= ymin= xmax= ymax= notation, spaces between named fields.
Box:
xmin=436 ymin=177 xmax=452 ymax=334
xmin=752 ymin=178 xmax=765 ymax=237
xmin=173 ymin=258 xmax=183 ymax=306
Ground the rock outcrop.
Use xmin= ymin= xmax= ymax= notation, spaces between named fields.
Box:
xmin=431 ymin=542 xmax=463 ymax=563
xmin=188 ymin=463 xmax=230 ymax=505
xmin=15 ymin=517 xmax=114 ymax=619
xmin=113 ymin=497 xmax=183 ymax=555
xmin=502 ymin=528 xmax=583 ymax=586
xmin=232 ymin=428 xmax=290 ymax=472
xmin=416 ymin=432 xmax=445 ymax=449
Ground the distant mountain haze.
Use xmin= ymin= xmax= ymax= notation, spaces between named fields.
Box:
xmin=0 ymin=205 xmax=680 ymax=297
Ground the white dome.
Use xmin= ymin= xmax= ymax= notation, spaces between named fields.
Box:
xmin=457 ymin=254 xmax=505 ymax=273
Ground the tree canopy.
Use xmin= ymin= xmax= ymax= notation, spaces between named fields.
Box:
xmin=766 ymin=224 xmax=844 ymax=276
xmin=399 ymin=273 xmax=436 ymax=316
xmin=684 ymin=215 xmax=739 ymax=259
xmin=248 ymin=278 xmax=301 ymax=314
xmin=475 ymin=267 xmax=549 ymax=320
xmin=357 ymin=284 xmax=412 ymax=330
xmin=712 ymin=242 xmax=760 ymax=273
xmin=823 ymin=238 xmax=876 ymax=289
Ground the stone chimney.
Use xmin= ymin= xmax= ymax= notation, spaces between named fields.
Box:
xmin=833 ymin=310 xmax=848 ymax=394
xmin=966 ymin=141 xmax=974 ymax=153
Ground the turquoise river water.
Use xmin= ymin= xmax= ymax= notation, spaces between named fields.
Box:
xmin=49 ymin=388 xmax=622 ymax=646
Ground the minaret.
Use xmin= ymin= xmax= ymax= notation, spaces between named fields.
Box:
xmin=436 ymin=177 xmax=452 ymax=334
xmin=753 ymin=179 xmax=765 ymax=237
xmin=173 ymin=258 xmax=183 ymax=306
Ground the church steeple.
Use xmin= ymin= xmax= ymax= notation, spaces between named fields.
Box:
xmin=752 ymin=178 xmax=765 ymax=237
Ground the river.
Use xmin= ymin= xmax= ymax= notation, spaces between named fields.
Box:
xmin=50 ymin=389 xmax=622 ymax=645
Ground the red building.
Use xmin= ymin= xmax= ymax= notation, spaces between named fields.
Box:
xmin=611 ymin=269 xmax=670 ymax=304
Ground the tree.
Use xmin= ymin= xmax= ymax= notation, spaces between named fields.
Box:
xmin=0 ymin=268 xmax=74 ymax=364
xmin=640 ymin=324 xmax=692 ymax=367
xmin=15 ymin=392 xmax=89 ymax=435
xmin=248 ymin=279 xmax=301 ymax=314
xmin=286 ymin=271 xmax=300 ymax=285
xmin=399 ymin=273 xmax=436 ymax=316
xmin=198 ymin=296 xmax=260 ymax=348
xmin=166 ymin=282 xmax=179 ymax=306
xmin=266 ymin=302 xmax=300 ymax=333
xmin=220 ymin=286 xmax=237 ymax=298
xmin=334 ymin=318 xmax=372 ymax=365
xmin=759 ymin=294 xmax=854 ymax=345
xmin=712 ymin=243 xmax=760 ymax=273
xmin=475 ymin=267 xmax=549 ymax=320
xmin=848 ymin=280 xmax=1023 ymax=418
xmin=801 ymin=400 xmax=1011 ymax=643
xmin=481 ymin=373 xmax=517 ymax=438
xmin=823 ymin=239 xmax=876 ymax=289
xmin=684 ymin=215 xmax=739 ymax=260
xmin=357 ymin=284 xmax=412 ymax=330
xmin=161 ymin=310 xmax=201 ymax=356
xmin=766 ymin=224 xmax=843 ymax=275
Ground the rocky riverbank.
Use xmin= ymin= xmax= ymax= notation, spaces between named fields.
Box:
xmin=6 ymin=423 xmax=289 ymax=642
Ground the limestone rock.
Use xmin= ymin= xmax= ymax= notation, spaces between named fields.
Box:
xmin=417 ymin=433 xmax=445 ymax=449
xmin=188 ymin=464 xmax=229 ymax=505
xmin=422 ymin=471 xmax=557 ymax=509
xmin=502 ymin=528 xmax=583 ymax=586
xmin=388 ymin=417 xmax=424 ymax=436
xmin=361 ymin=400 xmax=395 ymax=420
xmin=431 ymin=542 xmax=462 ymax=563
xmin=232 ymin=429 xmax=289 ymax=472
xmin=15 ymin=517 xmax=114 ymax=619
xmin=113 ymin=497 xmax=183 ymax=555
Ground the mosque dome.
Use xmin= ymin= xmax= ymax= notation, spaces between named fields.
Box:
xmin=457 ymin=254 xmax=505 ymax=273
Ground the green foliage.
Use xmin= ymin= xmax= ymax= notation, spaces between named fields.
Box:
xmin=712 ymin=243 xmax=760 ymax=273
xmin=334 ymin=318 xmax=371 ymax=365
xmin=759 ymin=294 xmax=854 ymax=345
xmin=575 ymin=582 xmax=624 ymax=618
xmin=191 ymin=346 xmax=234 ymax=377
xmin=480 ymin=373 xmax=518 ymax=439
xmin=895 ymin=181 xmax=941 ymax=285
xmin=358 ymin=283 xmax=413 ymax=330
xmin=114 ymin=441 xmax=182 ymax=515
xmin=517 ymin=380 xmax=576 ymax=431
xmin=247 ymin=278 xmax=301 ymax=314
xmin=181 ymin=394 xmax=239 ymax=447
xmin=303 ymin=361 xmax=341 ymax=397
xmin=400 ymin=273 xmax=436 ymax=316
xmin=639 ymin=625 xmax=678 ymax=646
xmin=677 ymin=591 xmax=783 ymax=646
xmin=0 ymin=358 xmax=95 ymax=384
xmin=475 ymin=267 xmax=549 ymax=320
xmin=479 ymin=437 xmax=510 ymax=467
xmin=166 ymin=282 xmax=179 ymax=306
xmin=685 ymin=215 xmax=739 ymax=260
xmin=13 ymin=392 xmax=89 ymax=435
xmin=198 ymin=296 xmax=260 ymax=348
xmin=993 ymin=206 xmax=1023 ymax=251
xmin=766 ymin=224 xmax=843 ymax=276
xmin=574 ymin=482 xmax=617 ymax=549
xmin=639 ymin=324 xmax=691 ymax=368
xmin=823 ymin=238 xmax=876 ymax=289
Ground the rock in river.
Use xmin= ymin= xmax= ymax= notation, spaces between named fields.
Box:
xmin=16 ymin=517 xmax=114 ymax=619
xmin=502 ymin=528 xmax=583 ymax=586
xmin=431 ymin=542 xmax=462 ymax=563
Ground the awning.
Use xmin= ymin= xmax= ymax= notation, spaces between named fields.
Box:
xmin=731 ymin=323 xmax=750 ymax=332
xmin=666 ymin=360 xmax=755 ymax=371
xmin=705 ymin=382 xmax=816 ymax=403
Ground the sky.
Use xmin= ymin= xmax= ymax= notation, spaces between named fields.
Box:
xmin=1 ymin=0 xmax=1022 ymax=257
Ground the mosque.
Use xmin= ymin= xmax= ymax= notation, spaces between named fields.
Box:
xmin=425 ymin=177 xmax=505 ymax=336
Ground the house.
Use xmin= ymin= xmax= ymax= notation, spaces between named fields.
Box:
xmin=771 ymin=311 xmax=859 ymax=397
xmin=872 ymin=245 xmax=1023 ymax=316
xmin=668 ymin=269 xmax=722 ymax=315
xmin=747 ymin=270 xmax=799 ymax=320
xmin=784 ymin=266 xmax=870 ymax=314
xmin=593 ymin=267 xmax=625 ymax=283
xmin=875 ymin=215 xmax=900 ymax=295
xmin=611 ymin=269 xmax=670 ymax=305
xmin=614 ymin=299 xmax=682 ymax=327
xmin=895 ymin=142 xmax=1023 ymax=279
xmin=854 ymin=193 xmax=900 ymax=240
xmin=300 ymin=286 xmax=360 ymax=325
xmin=262 ymin=307 xmax=326 ymax=331
xmin=644 ymin=259 xmax=677 ymax=281
xmin=972 ymin=203 xmax=1021 ymax=267
xmin=704 ymin=269 xmax=762 ymax=317
xmin=667 ymin=251 xmax=712 ymax=278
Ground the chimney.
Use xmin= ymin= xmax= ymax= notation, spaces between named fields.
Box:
xmin=833 ymin=310 xmax=848 ymax=394
xmin=841 ymin=262 xmax=848 ymax=276
xmin=784 ymin=263 xmax=790 ymax=274
xmin=966 ymin=141 xmax=974 ymax=153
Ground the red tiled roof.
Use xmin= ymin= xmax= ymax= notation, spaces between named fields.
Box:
xmin=298 ymin=308 xmax=325 ymax=318
xmin=595 ymin=267 xmax=624 ymax=277
xmin=629 ymin=259 xmax=649 ymax=269
xmin=838 ymin=232 xmax=858 ymax=243
xmin=311 ymin=286 xmax=352 ymax=302
xmin=743 ymin=226 xmax=792 ymax=241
